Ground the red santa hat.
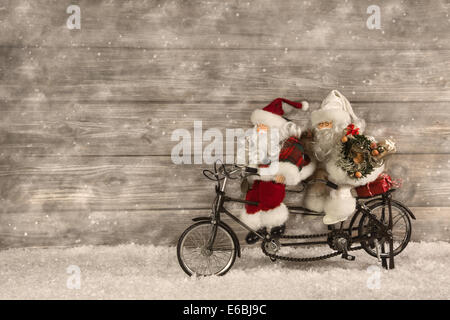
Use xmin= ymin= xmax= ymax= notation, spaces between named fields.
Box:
xmin=251 ymin=98 xmax=309 ymax=130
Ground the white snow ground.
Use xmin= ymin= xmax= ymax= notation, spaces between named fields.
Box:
xmin=0 ymin=242 xmax=449 ymax=299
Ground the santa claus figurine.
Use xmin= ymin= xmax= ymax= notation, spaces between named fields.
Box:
xmin=240 ymin=98 xmax=316 ymax=244
xmin=304 ymin=90 xmax=384 ymax=224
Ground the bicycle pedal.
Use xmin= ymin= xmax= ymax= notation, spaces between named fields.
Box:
xmin=341 ymin=254 xmax=356 ymax=261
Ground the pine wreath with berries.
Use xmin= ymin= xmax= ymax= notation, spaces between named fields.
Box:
xmin=336 ymin=125 xmax=378 ymax=179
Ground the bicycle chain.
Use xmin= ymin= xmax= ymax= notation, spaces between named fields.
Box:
xmin=279 ymin=232 xmax=329 ymax=239
xmin=261 ymin=235 xmax=363 ymax=262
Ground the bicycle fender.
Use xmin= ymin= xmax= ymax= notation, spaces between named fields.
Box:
xmin=392 ymin=200 xmax=416 ymax=220
xmin=360 ymin=198 xmax=416 ymax=220
xmin=191 ymin=217 xmax=241 ymax=257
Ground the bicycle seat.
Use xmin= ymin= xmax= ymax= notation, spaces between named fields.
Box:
xmin=356 ymin=188 xmax=396 ymax=200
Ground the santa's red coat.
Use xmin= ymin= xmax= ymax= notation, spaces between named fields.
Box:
xmin=245 ymin=180 xmax=286 ymax=214
xmin=244 ymin=136 xmax=311 ymax=215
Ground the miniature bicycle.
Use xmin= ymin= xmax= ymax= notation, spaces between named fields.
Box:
xmin=177 ymin=161 xmax=415 ymax=276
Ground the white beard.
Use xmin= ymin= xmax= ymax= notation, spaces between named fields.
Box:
xmin=311 ymin=127 xmax=341 ymax=162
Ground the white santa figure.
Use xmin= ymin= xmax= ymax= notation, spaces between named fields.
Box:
xmin=305 ymin=90 xmax=385 ymax=224
xmin=240 ymin=98 xmax=316 ymax=243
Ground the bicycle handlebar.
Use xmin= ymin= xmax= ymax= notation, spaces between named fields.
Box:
xmin=204 ymin=161 xmax=338 ymax=190
xmin=306 ymin=178 xmax=338 ymax=190
xmin=203 ymin=161 xmax=260 ymax=182
xmin=244 ymin=166 xmax=258 ymax=174
xmin=325 ymin=181 xmax=339 ymax=190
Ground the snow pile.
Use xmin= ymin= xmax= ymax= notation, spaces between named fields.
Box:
xmin=0 ymin=242 xmax=449 ymax=299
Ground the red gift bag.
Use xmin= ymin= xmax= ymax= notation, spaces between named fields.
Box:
xmin=355 ymin=173 xmax=401 ymax=197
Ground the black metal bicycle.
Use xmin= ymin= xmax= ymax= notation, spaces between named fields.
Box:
xmin=177 ymin=161 xmax=415 ymax=276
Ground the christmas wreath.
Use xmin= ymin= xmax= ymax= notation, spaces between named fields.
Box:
xmin=336 ymin=124 xmax=386 ymax=179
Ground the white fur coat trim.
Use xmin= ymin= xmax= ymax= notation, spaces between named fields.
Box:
xmin=251 ymin=109 xmax=287 ymax=130
xmin=260 ymin=203 xmax=289 ymax=229
xmin=323 ymin=187 xmax=356 ymax=224
xmin=297 ymin=160 xmax=317 ymax=182
xmin=258 ymin=160 xmax=316 ymax=186
xmin=326 ymin=159 xmax=385 ymax=187
xmin=239 ymin=203 xmax=289 ymax=230
xmin=304 ymin=194 xmax=327 ymax=213
xmin=311 ymin=108 xmax=351 ymax=127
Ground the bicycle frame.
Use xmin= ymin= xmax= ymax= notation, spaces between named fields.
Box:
xmin=206 ymin=176 xmax=267 ymax=251
xmin=181 ymin=162 xmax=413 ymax=272
xmin=205 ymin=175 xmax=390 ymax=253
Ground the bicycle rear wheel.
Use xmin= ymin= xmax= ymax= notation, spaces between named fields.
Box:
xmin=358 ymin=201 xmax=412 ymax=258
xmin=177 ymin=221 xmax=237 ymax=276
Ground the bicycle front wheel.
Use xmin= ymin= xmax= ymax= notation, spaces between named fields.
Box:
xmin=177 ymin=221 xmax=237 ymax=276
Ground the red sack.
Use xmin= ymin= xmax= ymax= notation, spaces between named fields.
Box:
xmin=355 ymin=173 xmax=400 ymax=197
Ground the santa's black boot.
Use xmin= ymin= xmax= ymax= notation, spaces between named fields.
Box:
xmin=270 ymin=224 xmax=286 ymax=237
xmin=245 ymin=228 xmax=267 ymax=244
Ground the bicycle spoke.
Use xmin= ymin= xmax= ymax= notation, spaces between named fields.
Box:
xmin=211 ymin=255 xmax=226 ymax=271
xmin=359 ymin=202 xmax=411 ymax=258
xmin=179 ymin=223 xmax=235 ymax=276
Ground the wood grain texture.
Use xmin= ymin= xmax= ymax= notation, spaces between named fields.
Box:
xmin=0 ymin=101 xmax=449 ymax=155
xmin=0 ymin=0 xmax=449 ymax=247
xmin=1 ymin=0 xmax=449 ymax=49
xmin=1 ymin=47 xmax=449 ymax=102
xmin=0 ymin=207 xmax=448 ymax=248
xmin=0 ymin=154 xmax=448 ymax=213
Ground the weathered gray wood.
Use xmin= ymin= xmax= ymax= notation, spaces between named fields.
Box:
xmin=0 ymin=207 xmax=448 ymax=248
xmin=0 ymin=0 xmax=448 ymax=247
xmin=0 ymin=209 xmax=209 ymax=248
xmin=1 ymin=0 xmax=449 ymax=49
xmin=0 ymin=155 xmax=448 ymax=215
xmin=1 ymin=101 xmax=449 ymax=155
xmin=1 ymin=47 xmax=449 ymax=102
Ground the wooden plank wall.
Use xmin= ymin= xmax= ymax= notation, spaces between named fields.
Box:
xmin=0 ymin=0 xmax=449 ymax=247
